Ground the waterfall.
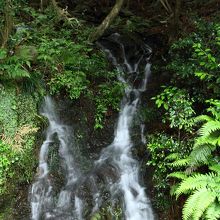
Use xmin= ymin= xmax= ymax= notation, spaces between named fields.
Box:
xmin=96 ymin=34 xmax=154 ymax=220
xmin=30 ymin=97 xmax=81 ymax=220
xmin=30 ymin=33 xmax=154 ymax=220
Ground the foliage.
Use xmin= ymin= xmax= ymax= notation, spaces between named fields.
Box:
xmin=150 ymin=20 xmax=220 ymax=218
xmin=0 ymin=85 xmax=40 ymax=196
xmin=192 ymin=38 xmax=220 ymax=95
xmin=16 ymin=7 xmax=124 ymax=128
xmin=146 ymin=133 xmax=192 ymax=209
xmin=1 ymin=2 xmax=124 ymax=129
xmin=169 ymin=166 xmax=220 ymax=220
xmin=94 ymin=81 xmax=124 ymax=129
xmin=50 ymin=70 xmax=89 ymax=99
xmin=167 ymin=21 xmax=220 ymax=102
xmin=0 ymin=48 xmax=32 ymax=80
xmin=189 ymin=100 xmax=220 ymax=164
xmin=0 ymin=140 xmax=17 ymax=195
xmin=167 ymin=100 xmax=220 ymax=220
xmin=153 ymin=86 xmax=195 ymax=132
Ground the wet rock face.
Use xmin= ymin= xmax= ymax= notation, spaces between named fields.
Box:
xmin=98 ymin=33 xmax=154 ymax=98
xmin=57 ymin=98 xmax=116 ymax=163
xmin=99 ymin=33 xmax=152 ymax=68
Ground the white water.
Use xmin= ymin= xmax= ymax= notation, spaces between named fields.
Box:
xmin=96 ymin=34 xmax=154 ymax=219
xmin=30 ymin=34 xmax=154 ymax=220
xmin=30 ymin=97 xmax=81 ymax=220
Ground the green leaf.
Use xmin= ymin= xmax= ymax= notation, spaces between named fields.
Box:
xmin=0 ymin=49 xmax=7 ymax=59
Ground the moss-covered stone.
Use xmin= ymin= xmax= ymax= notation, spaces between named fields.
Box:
xmin=0 ymin=84 xmax=43 ymax=219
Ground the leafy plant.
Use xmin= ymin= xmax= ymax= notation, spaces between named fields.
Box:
xmin=190 ymin=99 xmax=220 ymax=164
xmin=49 ymin=70 xmax=89 ymax=99
xmin=94 ymin=81 xmax=124 ymax=129
xmin=0 ymin=140 xmax=17 ymax=195
xmin=0 ymin=48 xmax=31 ymax=80
xmin=146 ymin=133 xmax=193 ymax=209
xmin=167 ymin=100 xmax=220 ymax=220
xmin=192 ymin=40 xmax=220 ymax=94
xmin=153 ymin=86 xmax=195 ymax=132
xmin=169 ymin=165 xmax=220 ymax=220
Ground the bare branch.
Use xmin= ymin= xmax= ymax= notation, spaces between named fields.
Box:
xmin=89 ymin=0 xmax=125 ymax=42
xmin=50 ymin=0 xmax=78 ymax=24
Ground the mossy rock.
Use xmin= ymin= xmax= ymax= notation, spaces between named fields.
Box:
xmin=0 ymin=84 xmax=43 ymax=219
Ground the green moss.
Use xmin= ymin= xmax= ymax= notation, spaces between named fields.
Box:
xmin=0 ymin=84 xmax=43 ymax=210
xmin=0 ymin=86 xmax=18 ymax=138
xmin=0 ymin=206 xmax=13 ymax=220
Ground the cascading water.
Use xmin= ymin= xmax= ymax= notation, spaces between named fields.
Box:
xmin=30 ymin=97 xmax=82 ymax=220
xmin=96 ymin=34 xmax=154 ymax=220
xmin=30 ymin=33 xmax=154 ymax=220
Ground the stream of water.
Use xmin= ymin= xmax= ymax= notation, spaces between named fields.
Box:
xmin=30 ymin=34 xmax=154 ymax=220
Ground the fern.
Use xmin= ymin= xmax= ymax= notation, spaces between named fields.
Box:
xmin=205 ymin=202 xmax=220 ymax=220
xmin=172 ymin=171 xmax=220 ymax=220
xmin=198 ymin=120 xmax=220 ymax=138
xmin=192 ymin=189 xmax=216 ymax=220
xmin=170 ymin=158 xmax=190 ymax=167
xmin=190 ymin=109 xmax=220 ymax=164
xmin=174 ymin=173 xmax=216 ymax=198
xmin=8 ymin=68 xmax=30 ymax=79
xmin=165 ymin=153 xmax=181 ymax=161
xmin=168 ymin=171 xmax=188 ymax=180
xmin=183 ymin=188 xmax=216 ymax=220
xmin=190 ymin=144 xmax=215 ymax=164
xmin=194 ymin=135 xmax=220 ymax=147
xmin=194 ymin=115 xmax=213 ymax=124
xmin=182 ymin=189 xmax=200 ymax=220
xmin=209 ymin=163 xmax=220 ymax=173
xmin=166 ymin=101 xmax=220 ymax=220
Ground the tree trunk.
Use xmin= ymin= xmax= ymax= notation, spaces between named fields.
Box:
xmin=173 ymin=0 xmax=181 ymax=30
xmin=89 ymin=0 xmax=124 ymax=42
xmin=169 ymin=0 xmax=181 ymax=42
xmin=1 ymin=0 xmax=13 ymax=48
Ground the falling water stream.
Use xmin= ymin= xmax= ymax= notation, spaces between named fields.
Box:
xmin=30 ymin=34 xmax=154 ymax=220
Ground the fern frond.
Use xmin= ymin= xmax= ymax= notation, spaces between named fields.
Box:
xmin=170 ymin=158 xmax=190 ymax=167
xmin=165 ymin=153 xmax=181 ymax=161
xmin=168 ymin=171 xmax=188 ymax=180
xmin=209 ymin=163 xmax=220 ymax=174
xmin=170 ymin=184 xmax=180 ymax=196
xmin=174 ymin=173 xmax=216 ymax=198
xmin=182 ymin=188 xmax=202 ymax=220
xmin=205 ymin=202 xmax=220 ymax=220
xmin=192 ymin=189 xmax=216 ymax=220
xmin=198 ymin=120 xmax=220 ymax=137
xmin=183 ymin=188 xmax=215 ymax=220
xmin=194 ymin=115 xmax=213 ymax=123
xmin=190 ymin=144 xmax=215 ymax=164
xmin=194 ymin=135 xmax=220 ymax=148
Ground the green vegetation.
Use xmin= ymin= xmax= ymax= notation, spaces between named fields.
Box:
xmin=1 ymin=0 xmax=220 ymax=219
xmin=167 ymin=100 xmax=220 ymax=220
xmin=147 ymin=18 xmax=220 ymax=219
xmin=0 ymin=86 xmax=40 ymax=197
xmin=0 ymin=1 xmax=125 ymax=216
